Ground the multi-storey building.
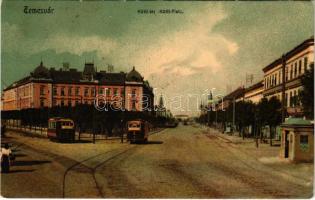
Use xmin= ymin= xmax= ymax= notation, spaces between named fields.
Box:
xmin=262 ymin=36 xmax=314 ymax=116
xmin=1 ymin=62 xmax=154 ymax=112
xmin=216 ymin=87 xmax=245 ymax=111
xmin=244 ymin=81 xmax=264 ymax=104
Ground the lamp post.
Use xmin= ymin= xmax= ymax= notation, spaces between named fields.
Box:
xmin=281 ymin=54 xmax=286 ymax=123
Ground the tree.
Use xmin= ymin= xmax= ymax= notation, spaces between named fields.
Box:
xmin=256 ymin=97 xmax=281 ymax=146
xmin=266 ymin=97 xmax=282 ymax=146
xmin=299 ymin=63 xmax=314 ymax=119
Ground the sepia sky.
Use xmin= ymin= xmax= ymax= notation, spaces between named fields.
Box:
xmin=1 ymin=1 xmax=314 ymax=115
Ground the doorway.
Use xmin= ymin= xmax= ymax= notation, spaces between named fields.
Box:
xmin=284 ymin=130 xmax=289 ymax=158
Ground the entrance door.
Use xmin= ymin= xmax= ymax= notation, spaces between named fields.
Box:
xmin=284 ymin=131 xmax=289 ymax=158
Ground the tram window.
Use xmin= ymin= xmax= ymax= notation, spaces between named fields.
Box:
xmin=49 ymin=122 xmax=56 ymax=129
xmin=129 ymin=123 xmax=140 ymax=128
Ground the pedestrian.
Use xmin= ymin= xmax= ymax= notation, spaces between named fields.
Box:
xmin=1 ymin=143 xmax=12 ymax=173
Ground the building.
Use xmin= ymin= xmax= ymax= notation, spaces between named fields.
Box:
xmin=1 ymin=62 xmax=154 ymax=112
xmin=280 ymin=118 xmax=314 ymax=162
xmin=244 ymin=80 xmax=264 ymax=104
xmin=262 ymin=36 xmax=314 ymax=116
xmin=216 ymin=86 xmax=245 ymax=111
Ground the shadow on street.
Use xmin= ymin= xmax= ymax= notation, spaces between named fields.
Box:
xmin=146 ymin=141 xmax=163 ymax=145
xmin=13 ymin=160 xmax=51 ymax=167
xmin=6 ymin=169 xmax=35 ymax=173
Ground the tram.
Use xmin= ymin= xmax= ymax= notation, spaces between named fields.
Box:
xmin=47 ymin=118 xmax=75 ymax=142
xmin=127 ymin=119 xmax=149 ymax=144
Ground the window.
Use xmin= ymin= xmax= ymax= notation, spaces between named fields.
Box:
xmin=285 ymin=67 xmax=288 ymax=81
xmin=75 ymin=100 xmax=79 ymax=105
xmin=91 ymin=88 xmax=95 ymax=96
xmin=285 ymin=93 xmax=288 ymax=107
xmin=84 ymin=87 xmax=89 ymax=97
xmin=61 ymin=87 xmax=65 ymax=96
xmin=40 ymin=99 xmax=45 ymax=107
xmin=75 ymin=87 xmax=80 ymax=96
xmin=298 ymin=60 xmax=302 ymax=76
xmin=114 ymin=88 xmax=118 ymax=96
xmin=274 ymin=75 xmax=277 ymax=85
xmin=69 ymin=101 xmax=72 ymax=107
xmin=297 ymin=89 xmax=301 ymax=106
xmin=294 ymin=63 xmax=297 ymax=78
xmin=290 ymin=68 xmax=293 ymax=80
xmin=68 ymin=87 xmax=72 ymax=96
xmin=304 ymin=57 xmax=308 ymax=71
xmin=132 ymin=101 xmax=136 ymax=111
xmin=61 ymin=100 xmax=65 ymax=106
xmin=53 ymin=99 xmax=57 ymax=106
xmin=40 ymin=85 xmax=45 ymax=95
xmin=53 ymin=87 xmax=58 ymax=96
xmin=300 ymin=135 xmax=308 ymax=144
xmin=266 ymin=77 xmax=268 ymax=88
xmin=132 ymin=89 xmax=136 ymax=97
xmin=293 ymin=90 xmax=297 ymax=107
xmin=99 ymin=88 xmax=104 ymax=94
xmin=121 ymin=88 xmax=124 ymax=97
xmin=106 ymin=88 xmax=111 ymax=96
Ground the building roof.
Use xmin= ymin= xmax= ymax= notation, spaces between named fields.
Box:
xmin=224 ymin=87 xmax=245 ymax=100
xmin=97 ymin=72 xmax=126 ymax=85
xmin=31 ymin=61 xmax=50 ymax=78
xmin=245 ymin=80 xmax=264 ymax=93
xmin=3 ymin=76 xmax=32 ymax=91
xmin=263 ymin=36 xmax=314 ymax=73
xmin=281 ymin=117 xmax=313 ymax=127
xmin=50 ymin=69 xmax=82 ymax=84
xmin=126 ymin=66 xmax=143 ymax=82
xmin=3 ymin=62 xmax=150 ymax=91
xmin=83 ymin=63 xmax=96 ymax=75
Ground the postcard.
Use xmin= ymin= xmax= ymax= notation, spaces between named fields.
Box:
xmin=1 ymin=0 xmax=314 ymax=198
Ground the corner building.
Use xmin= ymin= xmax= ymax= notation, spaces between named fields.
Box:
xmin=2 ymin=62 xmax=154 ymax=112
xmin=262 ymin=37 xmax=314 ymax=116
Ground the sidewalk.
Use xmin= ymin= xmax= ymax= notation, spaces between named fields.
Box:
xmin=6 ymin=125 xmax=165 ymax=142
xmin=204 ymin=126 xmax=313 ymax=185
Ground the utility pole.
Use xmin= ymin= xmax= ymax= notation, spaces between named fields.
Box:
xmin=232 ymin=97 xmax=235 ymax=133
xmin=281 ymin=54 xmax=286 ymax=123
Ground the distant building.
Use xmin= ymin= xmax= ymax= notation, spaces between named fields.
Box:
xmin=1 ymin=62 xmax=154 ymax=112
xmin=262 ymin=36 xmax=314 ymax=116
xmin=244 ymin=81 xmax=264 ymax=104
xmin=216 ymin=87 xmax=245 ymax=111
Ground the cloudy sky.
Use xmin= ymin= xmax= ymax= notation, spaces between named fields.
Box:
xmin=1 ymin=1 xmax=314 ymax=115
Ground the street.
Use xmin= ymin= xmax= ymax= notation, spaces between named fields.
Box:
xmin=1 ymin=124 xmax=313 ymax=198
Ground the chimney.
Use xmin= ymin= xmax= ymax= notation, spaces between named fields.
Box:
xmin=62 ymin=62 xmax=70 ymax=71
xmin=108 ymin=64 xmax=114 ymax=73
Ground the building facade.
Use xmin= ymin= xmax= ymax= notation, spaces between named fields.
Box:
xmin=262 ymin=36 xmax=314 ymax=116
xmin=244 ymin=81 xmax=264 ymax=104
xmin=2 ymin=62 xmax=154 ymax=112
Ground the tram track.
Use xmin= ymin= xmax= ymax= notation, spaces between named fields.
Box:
xmin=62 ymin=129 xmax=165 ymax=197
xmin=61 ymin=145 xmax=140 ymax=198
xmin=203 ymin=131 xmax=309 ymax=197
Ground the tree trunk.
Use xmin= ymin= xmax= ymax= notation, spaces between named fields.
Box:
xmin=260 ymin=125 xmax=263 ymax=143
xmin=270 ymin=126 xmax=273 ymax=146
